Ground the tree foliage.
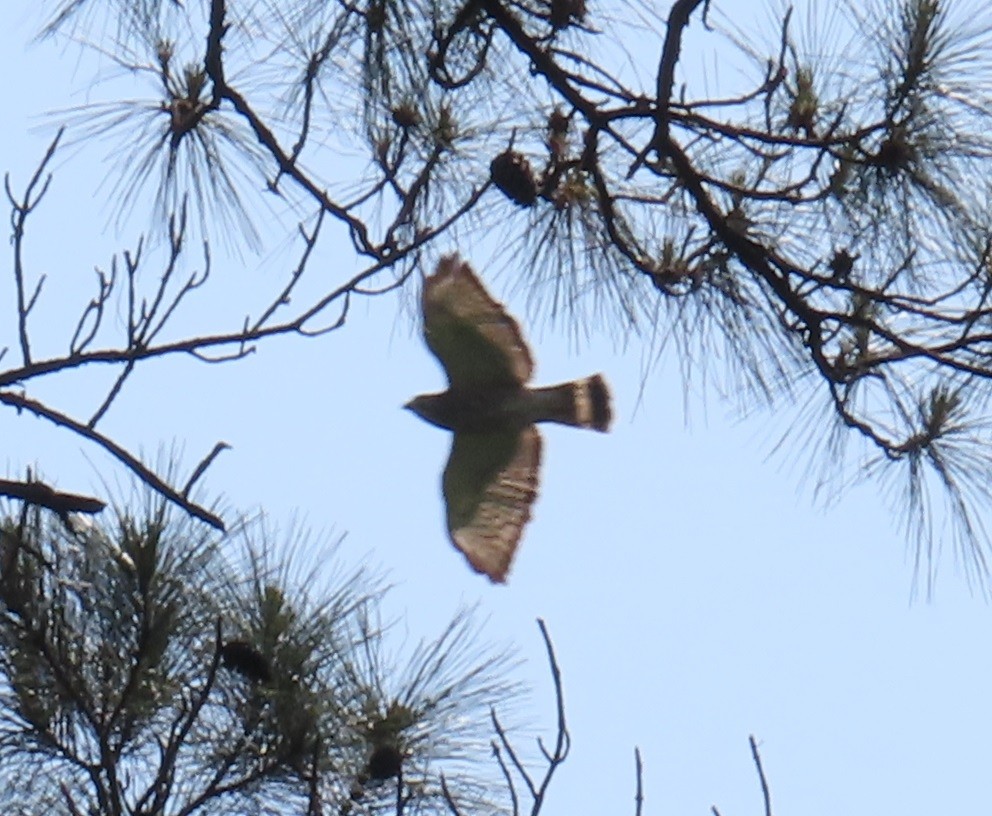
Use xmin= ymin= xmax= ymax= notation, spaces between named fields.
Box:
xmin=4 ymin=0 xmax=992 ymax=588
xmin=3 ymin=0 xmax=992 ymax=809
xmin=0 ymin=497 xmax=541 ymax=815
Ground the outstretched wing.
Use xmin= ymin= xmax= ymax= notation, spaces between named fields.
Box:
xmin=422 ymin=255 xmax=533 ymax=390
xmin=441 ymin=425 xmax=541 ymax=583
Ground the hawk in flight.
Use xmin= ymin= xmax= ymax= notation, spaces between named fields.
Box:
xmin=406 ymin=255 xmax=611 ymax=583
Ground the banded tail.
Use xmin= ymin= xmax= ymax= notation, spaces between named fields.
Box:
xmin=531 ymin=373 xmax=612 ymax=432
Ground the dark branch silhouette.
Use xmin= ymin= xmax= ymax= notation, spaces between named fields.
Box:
xmin=0 ymin=477 xmax=105 ymax=517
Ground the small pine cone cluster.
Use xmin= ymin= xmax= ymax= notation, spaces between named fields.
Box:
xmin=490 ymin=150 xmax=538 ymax=207
xmin=219 ymin=640 xmax=272 ymax=683
xmin=366 ymin=743 xmax=404 ymax=780
xmin=549 ymin=0 xmax=586 ymax=29
xmin=547 ymin=107 xmax=569 ymax=158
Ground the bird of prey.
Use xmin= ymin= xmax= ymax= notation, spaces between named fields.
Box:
xmin=405 ymin=255 xmax=611 ymax=583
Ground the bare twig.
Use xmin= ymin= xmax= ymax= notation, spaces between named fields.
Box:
xmin=490 ymin=743 xmax=520 ymax=816
xmin=136 ymin=618 xmax=226 ymax=816
xmin=220 ymin=85 xmax=377 ymax=258
xmin=70 ymin=265 xmax=115 ymax=358
xmin=749 ymin=735 xmax=773 ymax=816
xmin=633 ymin=747 xmax=644 ymax=816
xmin=0 ymin=391 xmax=225 ymax=530
xmin=439 ymin=774 xmax=463 ymax=816
xmin=491 ymin=709 xmax=536 ymax=799
xmin=60 ymin=783 xmax=86 ymax=816
xmin=490 ymin=619 xmax=571 ymax=816
xmin=250 ymin=210 xmax=326 ymax=332
xmin=182 ymin=442 xmax=231 ymax=497
xmin=5 ymin=129 xmax=63 ymax=366
xmin=205 ymin=0 xmax=227 ymax=99
xmin=88 ymin=359 xmax=135 ymax=429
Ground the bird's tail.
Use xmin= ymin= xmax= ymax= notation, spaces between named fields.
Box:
xmin=534 ymin=374 xmax=612 ymax=432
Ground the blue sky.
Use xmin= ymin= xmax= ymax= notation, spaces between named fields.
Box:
xmin=3 ymin=2 xmax=992 ymax=814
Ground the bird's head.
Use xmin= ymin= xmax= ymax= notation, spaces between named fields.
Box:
xmin=403 ymin=392 xmax=453 ymax=430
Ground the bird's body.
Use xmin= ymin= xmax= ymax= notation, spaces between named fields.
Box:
xmin=406 ymin=374 xmax=611 ymax=433
xmin=406 ymin=255 xmax=611 ymax=583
